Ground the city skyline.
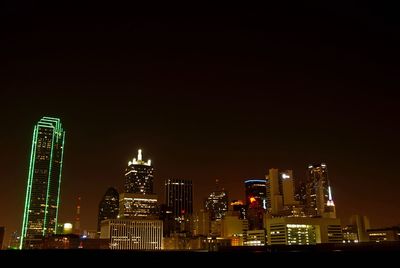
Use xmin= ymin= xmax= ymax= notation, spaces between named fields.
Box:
xmin=2 ymin=2 xmax=400 ymax=248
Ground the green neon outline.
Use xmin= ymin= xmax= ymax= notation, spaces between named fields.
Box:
xmin=20 ymin=125 xmax=38 ymax=249
xmin=20 ymin=117 xmax=64 ymax=248
xmin=43 ymin=127 xmax=56 ymax=236
xmin=54 ymin=131 xmax=65 ymax=234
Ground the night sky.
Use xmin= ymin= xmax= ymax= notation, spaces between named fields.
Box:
xmin=1 ymin=2 xmax=400 ymax=244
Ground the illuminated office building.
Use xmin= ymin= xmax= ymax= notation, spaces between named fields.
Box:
xmin=306 ymin=163 xmax=335 ymax=217
xmin=121 ymin=150 xmax=158 ymax=219
xmin=125 ymin=149 xmax=154 ymax=194
xmin=97 ymin=187 xmax=119 ymax=233
xmin=205 ymin=180 xmax=228 ymax=221
xmin=245 ymin=179 xmax=267 ymax=210
xmin=119 ymin=193 xmax=158 ymax=219
xmin=20 ymin=117 xmax=65 ymax=249
xmin=165 ymin=179 xmax=193 ymax=220
xmin=265 ymin=217 xmax=342 ymax=245
xmin=100 ymin=219 xmax=163 ymax=250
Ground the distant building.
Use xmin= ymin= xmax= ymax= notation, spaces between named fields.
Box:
xmin=165 ymin=179 xmax=193 ymax=219
xmin=245 ymin=179 xmax=267 ymax=230
xmin=0 ymin=227 xmax=4 ymax=250
xmin=97 ymin=187 xmax=119 ymax=233
xmin=205 ymin=180 xmax=228 ymax=221
xmin=279 ymin=170 xmax=296 ymax=206
xmin=265 ymin=217 xmax=343 ymax=245
xmin=119 ymin=193 xmax=158 ymax=219
xmin=159 ymin=204 xmax=175 ymax=237
xmin=121 ymin=150 xmax=159 ymax=220
xmin=305 ymin=163 xmax=336 ymax=217
xmin=230 ymin=200 xmax=246 ymax=220
xmin=8 ymin=231 xmax=20 ymax=250
xmin=245 ymin=179 xmax=267 ymax=210
xmin=266 ymin=169 xmax=284 ymax=215
xmin=342 ymin=225 xmax=359 ymax=243
xmin=245 ymin=230 xmax=266 ymax=246
xmin=100 ymin=219 xmax=163 ymax=250
xmin=125 ymin=149 xmax=154 ymax=194
xmin=192 ymin=210 xmax=210 ymax=237
xmin=350 ymin=215 xmax=370 ymax=242
xmin=20 ymin=117 xmax=66 ymax=249
xmin=368 ymin=226 xmax=400 ymax=242
xmin=220 ymin=213 xmax=248 ymax=246
xmin=42 ymin=234 xmax=109 ymax=249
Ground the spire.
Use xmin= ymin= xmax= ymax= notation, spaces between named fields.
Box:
xmin=138 ymin=149 xmax=143 ymax=161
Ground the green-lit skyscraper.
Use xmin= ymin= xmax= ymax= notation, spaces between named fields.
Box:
xmin=20 ymin=117 xmax=65 ymax=249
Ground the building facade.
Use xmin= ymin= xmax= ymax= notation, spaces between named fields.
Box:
xmin=165 ymin=179 xmax=193 ymax=220
xmin=265 ymin=217 xmax=343 ymax=245
xmin=100 ymin=219 xmax=163 ymax=250
xmin=119 ymin=193 xmax=158 ymax=219
xmin=205 ymin=180 xmax=228 ymax=221
xmin=306 ymin=163 xmax=335 ymax=217
xmin=125 ymin=149 xmax=154 ymax=194
xmin=20 ymin=117 xmax=66 ymax=249
xmin=97 ymin=187 xmax=119 ymax=233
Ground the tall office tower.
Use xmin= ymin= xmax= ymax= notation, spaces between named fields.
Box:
xmin=245 ymin=179 xmax=267 ymax=210
xmin=165 ymin=179 xmax=193 ymax=221
xmin=266 ymin=169 xmax=283 ymax=215
xmin=74 ymin=196 xmax=81 ymax=235
xmin=245 ymin=179 xmax=267 ymax=230
xmin=125 ymin=149 xmax=154 ymax=194
xmin=205 ymin=180 xmax=229 ymax=221
xmin=121 ymin=150 xmax=158 ymax=219
xmin=97 ymin=187 xmax=119 ymax=233
xmin=20 ymin=117 xmax=65 ymax=249
xmin=306 ymin=163 xmax=335 ymax=217
xmin=279 ymin=170 xmax=296 ymax=206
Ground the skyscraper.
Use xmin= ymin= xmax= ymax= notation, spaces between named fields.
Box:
xmin=279 ymin=170 xmax=296 ymax=206
xmin=245 ymin=179 xmax=267 ymax=210
xmin=120 ymin=150 xmax=158 ymax=219
xmin=165 ymin=179 xmax=193 ymax=220
xmin=205 ymin=180 xmax=228 ymax=221
xmin=20 ymin=117 xmax=65 ymax=249
xmin=97 ymin=187 xmax=119 ymax=233
xmin=306 ymin=163 xmax=335 ymax=217
xmin=266 ymin=168 xmax=283 ymax=215
xmin=125 ymin=149 xmax=154 ymax=194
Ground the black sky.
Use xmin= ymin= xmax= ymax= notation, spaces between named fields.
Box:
xmin=1 ymin=2 xmax=400 ymax=244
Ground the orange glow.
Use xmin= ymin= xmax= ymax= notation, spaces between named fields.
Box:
xmin=230 ymin=200 xmax=244 ymax=206
xmin=250 ymin=197 xmax=257 ymax=203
